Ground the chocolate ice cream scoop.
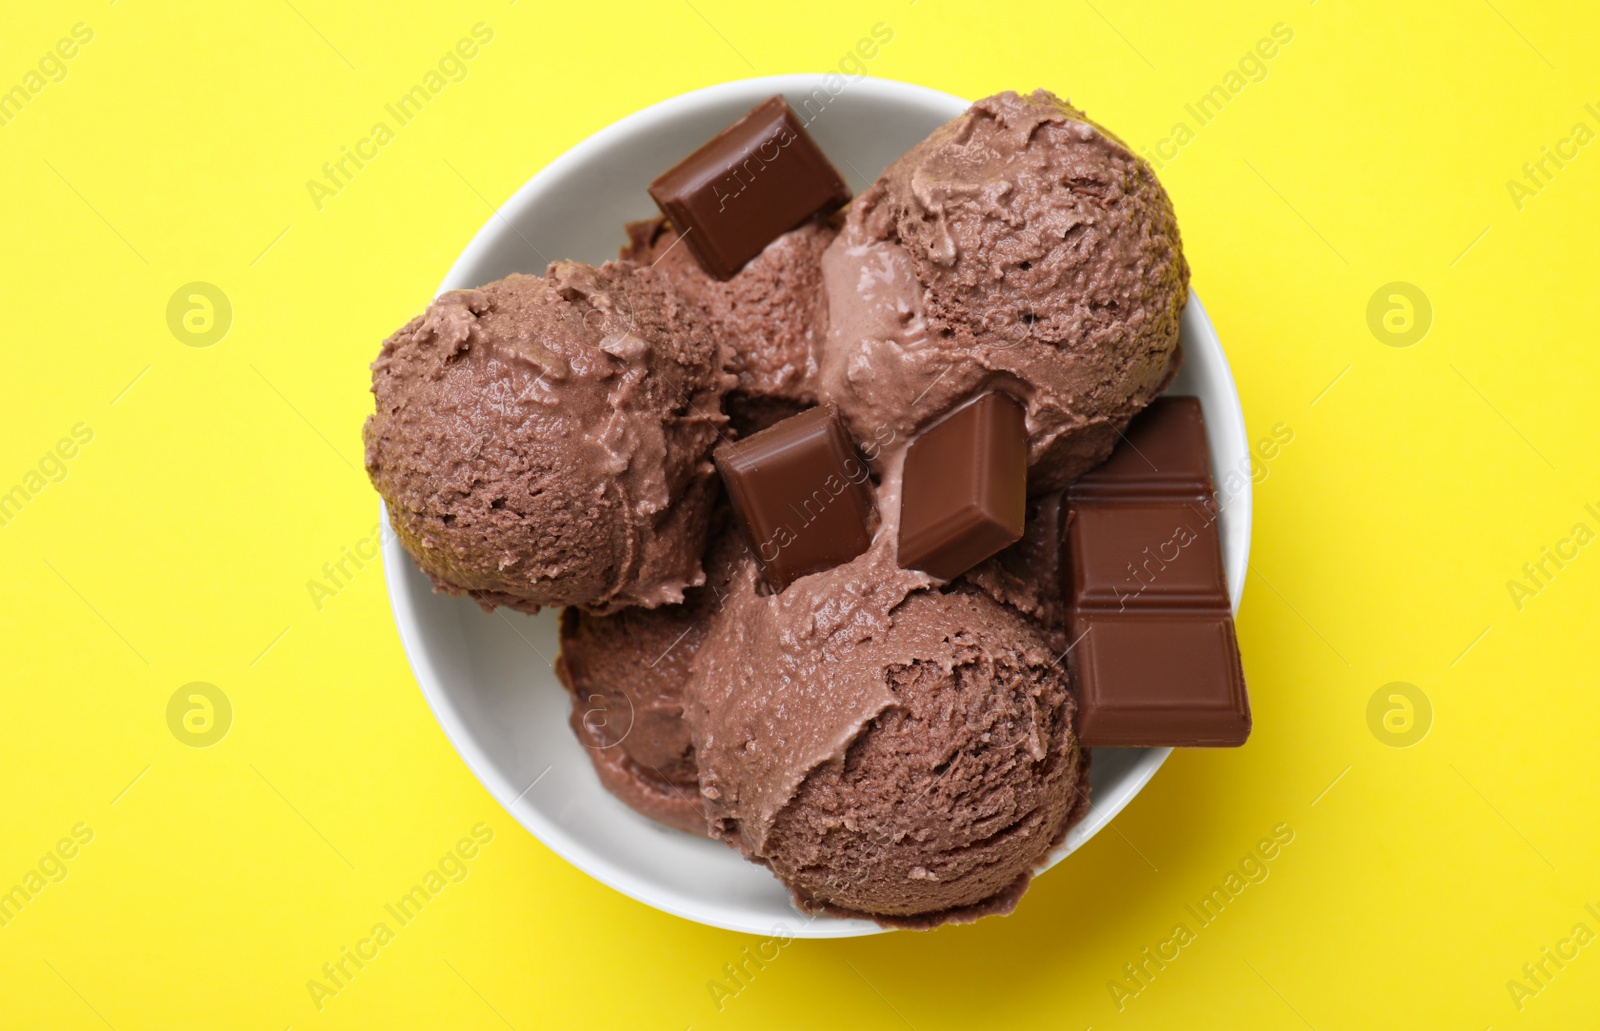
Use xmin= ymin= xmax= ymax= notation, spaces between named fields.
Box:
xmin=762 ymin=587 xmax=1087 ymax=926
xmin=818 ymin=89 xmax=1189 ymax=492
xmin=683 ymin=462 xmax=1088 ymax=927
xmin=364 ymin=261 xmax=731 ymax=615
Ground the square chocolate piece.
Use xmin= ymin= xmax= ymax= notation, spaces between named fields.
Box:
xmin=1065 ymin=501 xmax=1228 ymax=611
xmin=714 ymin=404 xmax=875 ymax=591
xmin=898 ymin=392 xmax=1028 ymax=580
xmin=1070 ymin=395 xmax=1213 ymax=500
xmin=1068 ymin=613 xmax=1250 ymax=746
xmin=648 ymin=96 xmax=851 ymax=280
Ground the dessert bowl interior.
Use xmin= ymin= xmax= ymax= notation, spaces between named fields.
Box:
xmin=380 ymin=75 xmax=1251 ymax=938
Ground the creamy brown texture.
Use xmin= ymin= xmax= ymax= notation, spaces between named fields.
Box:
xmin=682 ymin=462 xmax=1089 ymax=925
xmin=764 ymin=587 xmax=1087 ymax=926
xmin=622 ymin=216 xmax=834 ymax=412
xmin=818 ymin=89 xmax=1188 ymax=492
xmin=554 ymin=517 xmax=747 ymax=836
xmin=364 ymin=262 xmax=730 ymax=614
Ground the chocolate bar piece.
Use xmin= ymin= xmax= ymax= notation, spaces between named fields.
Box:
xmin=1066 ymin=502 xmax=1227 ymax=610
xmin=714 ymin=404 xmax=874 ymax=591
xmin=648 ymin=96 xmax=851 ymax=280
xmin=898 ymin=392 xmax=1028 ymax=579
xmin=1069 ymin=396 xmax=1213 ymax=500
xmin=1070 ymin=614 xmax=1248 ymax=745
xmin=1064 ymin=397 xmax=1250 ymax=747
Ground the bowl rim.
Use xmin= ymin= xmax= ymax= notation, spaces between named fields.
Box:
xmin=382 ymin=73 xmax=1251 ymax=937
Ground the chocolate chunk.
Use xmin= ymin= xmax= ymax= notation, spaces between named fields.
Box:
xmin=1069 ymin=613 xmax=1248 ymax=746
xmin=648 ymin=96 xmax=851 ymax=281
xmin=898 ymin=392 xmax=1028 ymax=580
xmin=714 ymin=404 xmax=874 ymax=591
xmin=1066 ymin=501 xmax=1227 ymax=610
xmin=1064 ymin=397 xmax=1251 ymax=747
xmin=1070 ymin=396 xmax=1212 ymax=500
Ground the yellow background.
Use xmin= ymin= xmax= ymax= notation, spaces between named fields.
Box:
xmin=3 ymin=1 xmax=1597 ymax=1027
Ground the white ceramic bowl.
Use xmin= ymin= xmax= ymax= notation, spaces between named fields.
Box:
xmin=380 ymin=75 xmax=1251 ymax=937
